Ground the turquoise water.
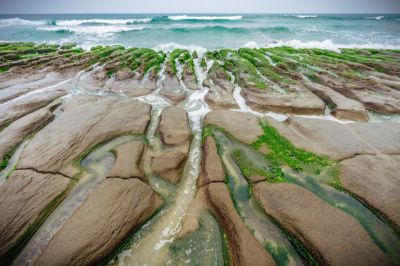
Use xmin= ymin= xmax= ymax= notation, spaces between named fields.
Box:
xmin=0 ymin=14 xmax=399 ymax=50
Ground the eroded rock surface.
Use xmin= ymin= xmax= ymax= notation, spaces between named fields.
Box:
xmin=148 ymin=106 xmax=192 ymax=183
xmin=0 ymin=170 xmax=69 ymax=258
xmin=263 ymin=116 xmax=400 ymax=160
xmin=254 ymin=182 xmax=391 ymax=266
xmin=35 ymin=178 xmax=162 ymax=266
xmin=107 ymin=141 xmax=145 ymax=180
xmin=197 ymin=136 xmax=225 ymax=187
xmin=206 ymin=182 xmax=276 ymax=266
xmin=17 ymin=96 xmax=151 ymax=177
xmin=340 ymin=155 xmax=400 ymax=228
xmin=205 ymin=110 xmax=263 ymax=144
xmin=0 ymin=105 xmax=55 ymax=161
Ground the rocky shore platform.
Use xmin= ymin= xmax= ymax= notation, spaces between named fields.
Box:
xmin=0 ymin=42 xmax=399 ymax=266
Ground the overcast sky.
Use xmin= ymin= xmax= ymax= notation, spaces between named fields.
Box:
xmin=0 ymin=0 xmax=399 ymax=14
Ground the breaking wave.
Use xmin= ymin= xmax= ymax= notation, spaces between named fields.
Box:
xmin=286 ymin=15 xmax=319 ymax=19
xmin=38 ymin=25 xmax=144 ymax=36
xmin=0 ymin=18 xmax=47 ymax=27
xmin=56 ymin=18 xmax=151 ymax=26
xmin=167 ymin=15 xmax=243 ymax=21
xmin=264 ymin=39 xmax=400 ymax=52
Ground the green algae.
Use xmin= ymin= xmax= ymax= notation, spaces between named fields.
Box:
xmin=253 ymin=120 xmax=334 ymax=173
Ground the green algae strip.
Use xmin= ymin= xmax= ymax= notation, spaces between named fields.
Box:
xmin=206 ymin=122 xmax=400 ymax=264
xmin=207 ymin=127 xmax=307 ymax=266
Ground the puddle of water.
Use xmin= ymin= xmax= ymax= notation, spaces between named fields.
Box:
xmin=0 ymin=140 xmax=30 ymax=185
xmin=13 ymin=135 xmax=139 ymax=266
xmin=213 ymin=130 xmax=303 ymax=266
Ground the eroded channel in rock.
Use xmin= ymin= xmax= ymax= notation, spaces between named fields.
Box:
xmin=13 ymin=135 xmax=141 ymax=266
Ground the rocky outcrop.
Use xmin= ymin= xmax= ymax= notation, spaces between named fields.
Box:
xmin=0 ymin=170 xmax=70 ymax=258
xmin=242 ymin=87 xmax=326 ymax=115
xmin=0 ymin=71 xmax=70 ymax=104
xmin=254 ymin=182 xmax=391 ymax=266
xmin=263 ymin=116 xmax=400 ymax=160
xmin=35 ymin=178 xmax=162 ymax=266
xmin=150 ymin=149 xmax=187 ymax=183
xmin=316 ymin=73 xmax=400 ymax=114
xmin=17 ymin=96 xmax=151 ymax=177
xmin=0 ymin=105 xmax=55 ymax=161
xmin=160 ymin=65 xmax=187 ymax=103
xmin=340 ymin=155 xmax=400 ymax=228
xmin=182 ymin=65 xmax=198 ymax=90
xmin=197 ymin=137 xmax=225 ymax=187
xmin=205 ymin=110 xmax=263 ymax=144
xmin=302 ymin=77 xmax=369 ymax=121
xmin=158 ymin=106 xmax=192 ymax=147
xmin=205 ymin=182 xmax=276 ymax=266
xmin=0 ymin=89 xmax=65 ymax=128
xmin=148 ymin=107 xmax=192 ymax=183
xmin=107 ymin=141 xmax=145 ymax=180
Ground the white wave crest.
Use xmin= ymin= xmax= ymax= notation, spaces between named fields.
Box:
xmin=265 ymin=39 xmax=400 ymax=52
xmin=168 ymin=15 xmax=243 ymax=21
xmin=366 ymin=16 xmax=384 ymax=20
xmin=286 ymin=15 xmax=318 ymax=19
xmin=243 ymin=41 xmax=259 ymax=49
xmin=154 ymin=42 xmax=207 ymax=56
xmin=56 ymin=18 xmax=151 ymax=26
xmin=38 ymin=25 xmax=144 ymax=36
xmin=0 ymin=18 xmax=47 ymax=27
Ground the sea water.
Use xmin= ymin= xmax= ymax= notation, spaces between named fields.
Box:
xmin=0 ymin=14 xmax=399 ymax=51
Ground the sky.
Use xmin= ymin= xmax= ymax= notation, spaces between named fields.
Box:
xmin=0 ymin=0 xmax=399 ymax=14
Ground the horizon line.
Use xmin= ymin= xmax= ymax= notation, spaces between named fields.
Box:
xmin=1 ymin=12 xmax=400 ymax=15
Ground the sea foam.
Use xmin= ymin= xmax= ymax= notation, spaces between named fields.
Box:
xmin=168 ymin=15 xmax=243 ymax=21
xmin=56 ymin=18 xmax=151 ymax=26
xmin=38 ymin=25 xmax=144 ymax=36
xmin=0 ymin=18 xmax=47 ymax=27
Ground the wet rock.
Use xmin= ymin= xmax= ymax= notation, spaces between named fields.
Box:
xmin=35 ymin=178 xmax=162 ymax=266
xmin=115 ymin=68 xmax=134 ymax=81
xmin=178 ymin=187 xmax=208 ymax=239
xmin=242 ymin=88 xmax=326 ymax=115
xmin=205 ymin=183 xmax=276 ymax=266
xmin=302 ymin=78 xmax=369 ymax=121
xmin=150 ymin=149 xmax=187 ymax=183
xmin=263 ymin=117 xmax=400 ymax=160
xmin=340 ymin=155 xmax=400 ymax=228
xmin=18 ymin=96 xmax=151 ymax=177
xmin=0 ymin=105 xmax=55 ymax=161
xmin=160 ymin=68 xmax=187 ymax=103
xmin=0 ymin=71 xmax=73 ymax=104
xmin=197 ymin=137 xmax=225 ymax=187
xmin=182 ymin=65 xmax=198 ymax=90
xmin=205 ymin=110 xmax=263 ymax=144
xmin=204 ymin=78 xmax=238 ymax=109
xmin=60 ymin=42 xmax=76 ymax=50
xmin=316 ymin=73 xmax=400 ymax=114
xmin=0 ymin=89 xmax=65 ymax=128
xmin=254 ymin=182 xmax=390 ymax=266
xmin=107 ymin=141 xmax=145 ymax=180
xmin=108 ymin=78 xmax=156 ymax=97
xmin=0 ymin=170 xmax=69 ymax=258
xmin=346 ymin=122 xmax=400 ymax=155
xmin=158 ymin=106 xmax=192 ymax=147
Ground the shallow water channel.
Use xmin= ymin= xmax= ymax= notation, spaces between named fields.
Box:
xmin=13 ymin=135 xmax=140 ymax=266
xmin=212 ymin=128 xmax=400 ymax=265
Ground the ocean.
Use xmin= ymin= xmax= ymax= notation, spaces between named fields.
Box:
xmin=0 ymin=14 xmax=400 ymax=51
